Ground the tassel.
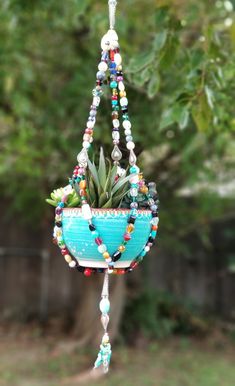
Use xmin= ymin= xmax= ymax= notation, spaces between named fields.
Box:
xmin=94 ymin=271 xmax=112 ymax=373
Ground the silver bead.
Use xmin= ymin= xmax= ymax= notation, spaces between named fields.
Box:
xmin=111 ymin=145 xmax=122 ymax=161
xmin=77 ymin=148 xmax=88 ymax=165
xmin=129 ymin=149 xmax=137 ymax=166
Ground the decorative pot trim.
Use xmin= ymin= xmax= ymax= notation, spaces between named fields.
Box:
xmin=63 ymin=208 xmax=152 ymax=218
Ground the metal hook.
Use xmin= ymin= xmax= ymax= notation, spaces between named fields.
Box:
xmin=108 ymin=0 xmax=117 ymax=30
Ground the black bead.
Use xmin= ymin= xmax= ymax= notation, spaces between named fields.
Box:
xmin=128 ymin=216 xmax=136 ymax=224
xmin=152 ymin=211 xmax=158 ymax=217
xmin=89 ymin=224 xmax=96 ymax=231
xmin=97 ymin=268 xmax=105 ymax=273
xmin=122 ymin=107 xmax=128 ymax=113
xmin=55 ymin=221 xmax=62 ymax=227
xmin=148 ymin=236 xmax=154 ymax=243
xmin=112 ymin=251 xmax=122 ymax=262
xmin=77 ymin=266 xmax=85 ymax=273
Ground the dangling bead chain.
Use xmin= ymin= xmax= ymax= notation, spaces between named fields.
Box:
xmin=53 ymin=29 xmax=159 ymax=275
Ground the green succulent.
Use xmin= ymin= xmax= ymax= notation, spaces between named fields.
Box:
xmin=46 ymin=186 xmax=80 ymax=207
xmin=80 ymin=148 xmax=130 ymax=208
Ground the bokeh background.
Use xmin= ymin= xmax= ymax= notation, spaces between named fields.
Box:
xmin=0 ymin=0 xmax=235 ymax=385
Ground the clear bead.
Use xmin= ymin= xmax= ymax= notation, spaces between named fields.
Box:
xmin=77 ymin=148 xmax=88 ymax=165
xmin=112 ymin=131 xmax=120 ymax=141
xmin=101 ymin=314 xmax=110 ymax=330
xmin=130 ymin=187 xmax=138 ymax=197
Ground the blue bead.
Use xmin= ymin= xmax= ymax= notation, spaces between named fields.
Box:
xmin=151 ymin=231 xmax=157 ymax=238
xmin=109 ymin=62 xmax=116 ymax=68
xmin=99 ymin=298 xmax=110 ymax=314
xmin=112 ymin=100 xmax=118 ymax=106
xmin=59 ymin=202 xmax=64 ymax=208
xmin=130 ymin=166 xmax=137 ymax=174
xmin=110 ymin=81 xmax=118 ymax=88
xmin=91 ymin=231 xmax=99 ymax=238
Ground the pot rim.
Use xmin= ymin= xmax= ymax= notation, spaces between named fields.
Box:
xmin=63 ymin=207 xmax=151 ymax=213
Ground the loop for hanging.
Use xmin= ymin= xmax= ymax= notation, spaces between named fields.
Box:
xmin=108 ymin=0 xmax=117 ymax=30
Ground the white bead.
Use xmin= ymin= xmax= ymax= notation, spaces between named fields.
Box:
xmin=112 ymin=131 xmax=120 ymax=140
xmin=126 ymin=141 xmax=135 ymax=150
xmin=151 ymin=217 xmax=159 ymax=225
xmin=113 ymin=119 xmax=120 ymax=128
xmin=82 ymin=141 xmax=90 ymax=149
xmin=118 ymin=81 xmax=125 ymax=91
xmin=92 ymin=96 xmax=100 ymax=107
xmin=114 ymin=53 xmax=122 ymax=65
xmin=124 ymin=128 xmax=132 ymax=136
xmin=130 ymin=187 xmax=138 ymax=197
xmin=106 ymin=257 xmax=112 ymax=263
xmin=69 ymin=260 xmax=77 ymax=268
xmin=82 ymin=204 xmax=92 ymax=220
xmin=87 ymin=120 xmax=95 ymax=129
xmin=145 ymin=246 xmax=150 ymax=252
xmin=98 ymin=244 xmax=107 ymax=254
xmin=123 ymin=120 xmax=131 ymax=130
xmin=98 ymin=62 xmax=108 ymax=72
xmin=120 ymin=97 xmax=128 ymax=107
xmin=130 ymin=174 xmax=139 ymax=184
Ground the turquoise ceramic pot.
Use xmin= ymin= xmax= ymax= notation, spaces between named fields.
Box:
xmin=62 ymin=208 xmax=152 ymax=268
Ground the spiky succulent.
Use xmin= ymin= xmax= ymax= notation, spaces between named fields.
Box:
xmin=74 ymin=148 xmax=130 ymax=208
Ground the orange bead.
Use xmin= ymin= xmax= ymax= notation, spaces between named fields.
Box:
xmin=103 ymin=252 xmax=110 ymax=259
xmin=118 ymin=245 xmax=126 ymax=253
xmin=140 ymin=186 xmax=148 ymax=194
xmin=119 ymin=91 xmax=126 ymax=98
xmin=126 ymin=224 xmax=135 ymax=233
xmin=152 ymin=225 xmax=158 ymax=231
xmin=79 ymin=180 xmax=86 ymax=189
xmin=79 ymin=189 xmax=86 ymax=196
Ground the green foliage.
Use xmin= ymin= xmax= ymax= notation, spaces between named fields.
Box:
xmin=121 ymin=290 xmax=209 ymax=341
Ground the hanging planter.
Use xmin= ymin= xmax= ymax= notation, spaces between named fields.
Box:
xmin=47 ymin=0 xmax=159 ymax=373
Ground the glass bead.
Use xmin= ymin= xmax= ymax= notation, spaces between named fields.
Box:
xmin=96 ymin=71 xmax=105 ymax=80
xmin=124 ymin=128 xmax=132 ymax=136
xmin=112 ymin=100 xmax=118 ymax=106
xmin=113 ymin=119 xmax=120 ymax=128
xmin=98 ymin=61 xmax=108 ymax=72
xmin=69 ymin=260 xmax=77 ymax=268
xmin=126 ymin=135 xmax=133 ymax=142
xmin=64 ymin=254 xmax=72 ymax=263
xmin=110 ymin=81 xmax=118 ymax=88
xmin=112 ymin=250 xmax=122 ymax=262
xmin=77 ymin=148 xmax=88 ymax=164
xmin=120 ymin=97 xmax=128 ymax=106
xmin=103 ymin=252 xmax=110 ymax=259
xmin=130 ymin=165 xmax=140 ymax=174
xmin=112 ymin=131 xmax=120 ymax=141
xmin=126 ymin=224 xmax=135 ymax=233
xmin=145 ymin=246 xmax=150 ymax=252
xmin=118 ymin=245 xmax=126 ymax=252
xmin=114 ymin=53 xmax=122 ymax=65
xmin=130 ymin=202 xmax=138 ymax=209
xmin=87 ymin=120 xmax=95 ymax=129
xmin=95 ymin=237 xmax=103 ymax=246
xmin=84 ymin=268 xmax=92 ymax=276
xmin=124 ymin=232 xmax=131 ymax=241
xmin=130 ymin=174 xmax=139 ymax=184
xmin=118 ymin=81 xmax=125 ymax=91
xmin=123 ymin=120 xmax=131 ymax=130
xmin=130 ymin=187 xmax=138 ymax=197
xmin=127 ymin=141 xmax=135 ymax=150
xmin=99 ymin=298 xmax=110 ymax=314
xmin=98 ymin=244 xmax=107 ymax=254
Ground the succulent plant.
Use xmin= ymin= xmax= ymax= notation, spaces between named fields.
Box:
xmin=46 ymin=185 xmax=80 ymax=207
xmin=73 ymin=148 xmax=130 ymax=208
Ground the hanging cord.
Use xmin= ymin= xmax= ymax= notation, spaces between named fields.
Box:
xmin=94 ymin=271 xmax=112 ymax=373
xmin=109 ymin=0 xmax=117 ymax=29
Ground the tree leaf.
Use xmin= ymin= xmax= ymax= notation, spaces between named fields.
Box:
xmin=192 ymin=93 xmax=212 ymax=132
xmin=153 ymin=30 xmax=168 ymax=52
xmin=147 ymin=73 xmax=160 ymax=98
xmin=178 ymin=107 xmax=190 ymax=130
xmin=128 ymin=51 xmax=155 ymax=73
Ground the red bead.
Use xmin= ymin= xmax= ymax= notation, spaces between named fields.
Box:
xmin=124 ymin=233 xmax=131 ymax=241
xmin=61 ymin=248 xmax=69 ymax=256
xmin=130 ymin=261 xmax=138 ymax=269
xmin=117 ymin=269 xmax=126 ymax=275
xmin=85 ymin=128 xmax=93 ymax=134
xmin=112 ymin=95 xmax=118 ymax=100
xmin=84 ymin=268 xmax=92 ymax=277
xmin=95 ymin=237 xmax=103 ymax=246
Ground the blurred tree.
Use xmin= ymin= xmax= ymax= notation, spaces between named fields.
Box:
xmin=0 ymin=0 xmax=234 ymax=344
